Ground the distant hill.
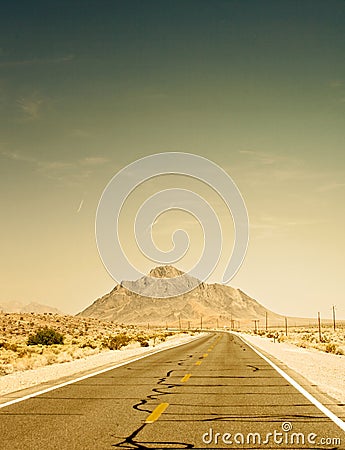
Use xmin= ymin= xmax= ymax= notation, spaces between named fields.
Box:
xmin=0 ymin=300 xmax=64 ymax=315
xmin=78 ymin=265 xmax=286 ymax=328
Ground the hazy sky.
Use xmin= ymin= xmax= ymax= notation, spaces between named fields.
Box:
xmin=1 ymin=0 xmax=344 ymax=319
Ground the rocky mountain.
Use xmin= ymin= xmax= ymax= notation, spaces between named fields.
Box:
xmin=0 ymin=300 xmax=64 ymax=315
xmin=78 ymin=265 xmax=284 ymax=328
xmin=121 ymin=266 xmax=200 ymax=298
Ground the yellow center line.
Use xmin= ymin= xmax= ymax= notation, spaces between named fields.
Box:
xmin=195 ymin=360 xmax=202 ymax=365
xmin=203 ymin=353 xmax=208 ymax=358
xmin=181 ymin=373 xmax=192 ymax=382
xmin=145 ymin=403 xmax=169 ymax=423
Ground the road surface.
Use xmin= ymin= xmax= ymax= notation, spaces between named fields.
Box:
xmin=0 ymin=332 xmax=344 ymax=449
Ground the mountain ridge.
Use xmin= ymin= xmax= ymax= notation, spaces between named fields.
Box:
xmin=78 ymin=265 xmax=285 ymax=327
xmin=0 ymin=300 xmax=64 ymax=315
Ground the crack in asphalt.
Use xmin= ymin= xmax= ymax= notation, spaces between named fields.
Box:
xmin=112 ymin=356 xmax=196 ymax=448
xmin=112 ymin=421 xmax=193 ymax=449
xmin=109 ymin=334 xmax=343 ymax=449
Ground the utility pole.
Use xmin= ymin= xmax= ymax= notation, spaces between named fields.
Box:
xmin=318 ymin=312 xmax=322 ymax=342
xmin=230 ymin=313 xmax=233 ymax=331
xmin=332 ymin=305 xmax=336 ymax=331
xmin=285 ymin=317 xmax=288 ymax=336
xmin=252 ymin=319 xmax=259 ymax=334
xmin=200 ymin=315 xmax=203 ymax=330
xmin=188 ymin=321 xmax=190 ymax=330
xmin=265 ymin=312 xmax=268 ymax=331
xmin=217 ymin=318 xmax=219 ymax=329
xmin=147 ymin=323 xmax=150 ymax=330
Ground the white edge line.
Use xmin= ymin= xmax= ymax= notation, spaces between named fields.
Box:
xmin=235 ymin=332 xmax=345 ymax=433
xmin=0 ymin=333 xmax=207 ymax=410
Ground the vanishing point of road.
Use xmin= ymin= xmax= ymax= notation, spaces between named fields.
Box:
xmin=0 ymin=332 xmax=344 ymax=449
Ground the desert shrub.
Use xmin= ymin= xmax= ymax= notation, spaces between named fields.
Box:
xmin=0 ymin=342 xmax=18 ymax=352
xmin=325 ymin=343 xmax=338 ymax=354
xmin=79 ymin=341 xmax=97 ymax=349
xmin=103 ymin=333 xmax=131 ymax=350
xmin=136 ymin=336 xmax=149 ymax=347
xmin=27 ymin=327 xmax=64 ymax=346
xmin=301 ymin=333 xmax=312 ymax=341
xmin=18 ymin=348 xmax=29 ymax=357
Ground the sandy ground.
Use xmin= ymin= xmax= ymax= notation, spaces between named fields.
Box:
xmin=238 ymin=332 xmax=345 ymax=404
xmin=0 ymin=332 xmax=203 ymax=397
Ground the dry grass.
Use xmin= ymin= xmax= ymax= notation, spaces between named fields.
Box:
xmin=245 ymin=325 xmax=345 ymax=355
xmin=0 ymin=313 xmax=184 ymax=375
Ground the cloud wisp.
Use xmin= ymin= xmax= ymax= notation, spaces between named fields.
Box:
xmin=238 ymin=150 xmax=279 ymax=166
xmin=250 ymin=215 xmax=326 ymax=240
xmin=1 ymin=150 xmax=109 ymax=185
xmin=234 ymin=149 xmax=344 ymax=188
xmin=316 ymin=182 xmax=345 ymax=193
xmin=0 ymin=54 xmax=74 ymax=68
xmin=17 ymin=94 xmax=45 ymax=120
xmin=80 ymin=156 xmax=109 ymax=166
xmin=329 ymin=80 xmax=343 ymax=88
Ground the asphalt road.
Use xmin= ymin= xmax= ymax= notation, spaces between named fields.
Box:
xmin=0 ymin=332 xmax=344 ymax=449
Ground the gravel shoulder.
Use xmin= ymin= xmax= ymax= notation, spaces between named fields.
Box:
xmin=238 ymin=332 xmax=345 ymax=404
xmin=0 ymin=332 xmax=204 ymax=397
